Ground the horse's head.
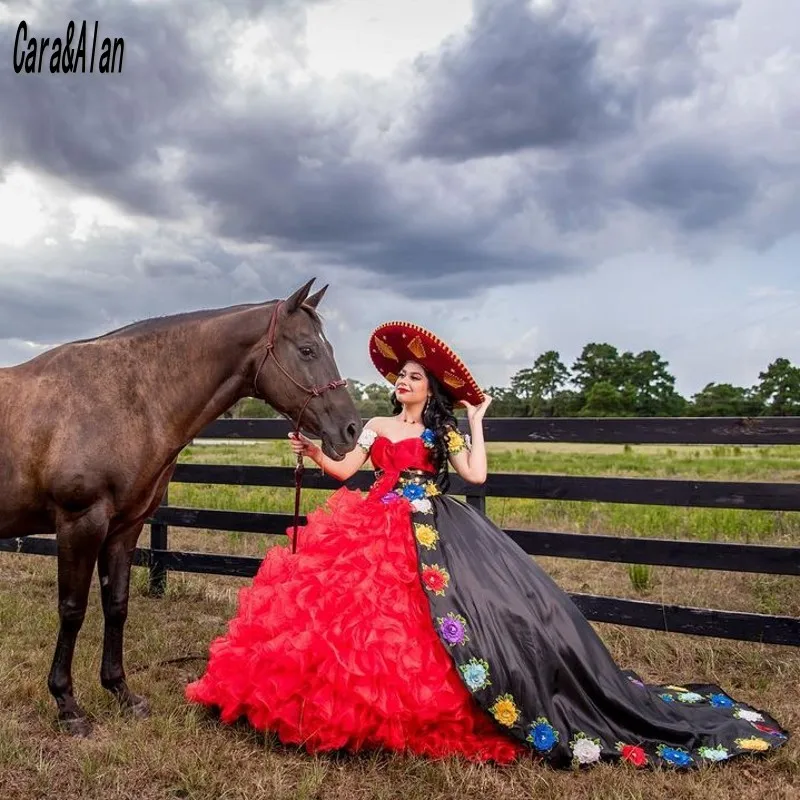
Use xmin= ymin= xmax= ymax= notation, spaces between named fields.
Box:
xmin=255 ymin=279 xmax=362 ymax=460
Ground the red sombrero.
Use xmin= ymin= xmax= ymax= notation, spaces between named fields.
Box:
xmin=368 ymin=321 xmax=484 ymax=405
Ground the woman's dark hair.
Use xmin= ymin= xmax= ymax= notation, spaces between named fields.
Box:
xmin=391 ymin=364 xmax=458 ymax=492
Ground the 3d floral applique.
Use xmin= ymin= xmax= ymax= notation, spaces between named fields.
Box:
xmin=445 ymin=428 xmax=468 ymax=455
xmin=527 ymin=717 xmax=560 ymax=753
xmin=734 ymin=737 xmax=771 ymax=752
xmin=570 ymin=732 xmax=602 ymax=765
xmin=436 ymin=612 xmax=469 ymax=646
xmin=357 ymin=427 xmax=377 ymax=453
xmin=615 ymin=742 xmax=647 ymax=767
xmin=458 ymin=658 xmax=491 ymax=692
xmin=420 ymin=428 xmax=436 ymax=448
xmin=401 ymin=482 xmax=425 ymax=501
xmin=676 ymin=692 xmax=704 ymax=703
xmin=664 ymin=685 xmax=689 ymax=692
xmin=414 ymin=523 xmax=439 ymax=550
xmin=733 ymin=708 xmax=764 ymax=723
xmin=489 ymin=694 xmax=520 ymax=727
xmin=656 ymin=744 xmax=693 ymax=767
xmin=424 ymin=482 xmax=441 ymax=497
xmin=698 ymin=745 xmax=730 ymax=762
xmin=708 ymin=693 xmax=734 ymax=708
xmin=421 ymin=564 xmax=450 ymax=596
xmin=626 ymin=675 xmax=646 ymax=688
xmin=411 ymin=497 xmax=433 ymax=514
xmin=658 ymin=693 xmax=675 ymax=703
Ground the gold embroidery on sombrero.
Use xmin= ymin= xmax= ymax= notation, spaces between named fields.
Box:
xmin=374 ymin=337 xmax=398 ymax=361
xmin=443 ymin=370 xmax=465 ymax=389
xmin=407 ymin=335 xmax=427 ymax=360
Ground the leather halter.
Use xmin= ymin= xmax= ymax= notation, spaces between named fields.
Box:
xmin=253 ymin=300 xmax=347 ymax=553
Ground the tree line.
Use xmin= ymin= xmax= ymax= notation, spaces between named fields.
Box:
xmin=228 ymin=344 xmax=800 ymax=419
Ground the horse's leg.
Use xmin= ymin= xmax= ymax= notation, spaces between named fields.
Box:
xmin=97 ymin=522 xmax=150 ymax=717
xmin=47 ymin=505 xmax=108 ymax=736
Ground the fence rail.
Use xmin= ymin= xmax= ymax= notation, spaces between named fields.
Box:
xmin=3 ymin=416 xmax=799 ymax=646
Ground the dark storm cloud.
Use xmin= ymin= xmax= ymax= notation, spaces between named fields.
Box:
xmin=624 ymin=141 xmax=757 ymax=231
xmin=404 ymin=0 xmax=634 ymax=162
xmin=183 ymin=101 xmax=397 ymax=247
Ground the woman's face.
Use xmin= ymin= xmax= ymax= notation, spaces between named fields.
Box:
xmin=394 ymin=360 xmax=430 ymax=406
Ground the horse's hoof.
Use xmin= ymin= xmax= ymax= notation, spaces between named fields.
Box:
xmin=57 ymin=714 xmax=93 ymax=737
xmin=126 ymin=694 xmax=151 ymax=719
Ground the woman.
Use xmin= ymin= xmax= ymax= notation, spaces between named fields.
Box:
xmin=186 ymin=321 xmax=789 ymax=769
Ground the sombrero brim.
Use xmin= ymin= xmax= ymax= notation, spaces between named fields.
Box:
xmin=368 ymin=321 xmax=484 ymax=405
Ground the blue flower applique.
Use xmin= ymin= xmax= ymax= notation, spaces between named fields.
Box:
xmin=658 ymin=693 xmax=675 ymax=703
xmin=459 ymin=658 xmax=491 ymax=692
xmin=709 ymin=693 xmax=734 ymax=708
xmin=526 ymin=717 xmax=560 ymax=753
xmin=420 ymin=428 xmax=436 ymax=448
xmin=698 ymin=745 xmax=730 ymax=762
xmin=401 ymin=482 xmax=425 ymax=501
xmin=656 ymin=744 xmax=693 ymax=767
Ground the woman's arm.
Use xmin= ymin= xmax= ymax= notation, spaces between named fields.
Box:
xmin=445 ymin=396 xmax=493 ymax=484
xmin=288 ymin=419 xmax=378 ymax=481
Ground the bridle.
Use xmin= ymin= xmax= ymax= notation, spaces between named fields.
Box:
xmin=252 ymin=300 xmax=347 ymax=553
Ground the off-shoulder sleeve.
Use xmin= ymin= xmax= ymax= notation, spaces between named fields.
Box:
xmin=444 ymin=425 xmax=471 ymax=456
xmin=357 ymin=427 xmax=378 ymax=453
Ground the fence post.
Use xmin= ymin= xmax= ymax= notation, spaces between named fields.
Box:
xmin=464 ymin=492 xmax=486 ymax=514
xmin=148 ymin=485 xmax=169 ymax=597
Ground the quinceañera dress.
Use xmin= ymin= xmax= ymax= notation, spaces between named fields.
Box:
xmin=185 ymin=426 xmax=788 ymax=770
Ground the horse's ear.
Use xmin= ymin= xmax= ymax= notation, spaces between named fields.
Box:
xmin=285 ymin=278 xmax=316 ymax=313
xmin=305 ymin=284 xmax=328 ymax=310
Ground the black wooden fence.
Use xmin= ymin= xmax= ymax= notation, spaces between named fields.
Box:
xmin=4 ymin=417 xmax=800 ymax=646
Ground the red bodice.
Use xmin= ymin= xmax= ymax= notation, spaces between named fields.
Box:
xmin=367 ymin=435 xmax=435 ymax=500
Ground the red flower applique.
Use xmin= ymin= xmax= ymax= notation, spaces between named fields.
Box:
xmin=618 ymin=743 xmax=647 ymax=767
xmin=421 ymin=564 xmax=450 ymax=596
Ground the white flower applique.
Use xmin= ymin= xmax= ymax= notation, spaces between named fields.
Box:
xmin=570 ymin=733 xmax=602 ymax=765
xmin=733 ymin=708 xmax=764 ymax=723
xmin=357 ymin=427 xmax=377 ymax=453
xmin=411 ymin=498 xmax=432 ymax=514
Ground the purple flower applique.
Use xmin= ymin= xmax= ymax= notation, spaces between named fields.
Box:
xmin=436 ymin=612 xmax=469 ymax=646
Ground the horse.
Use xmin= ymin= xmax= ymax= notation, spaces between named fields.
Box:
xmin=0 ymin=278 xmax=362 ymax=736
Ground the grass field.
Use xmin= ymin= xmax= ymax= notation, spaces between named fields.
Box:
xmin=1 ymin=442 xmax=798 ymax=799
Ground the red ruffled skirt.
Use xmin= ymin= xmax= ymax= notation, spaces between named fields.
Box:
xmin=185 ymin=487 xmax=524 ymax=763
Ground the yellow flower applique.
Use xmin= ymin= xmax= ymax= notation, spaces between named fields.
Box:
xmin=489 ymin=694 xmax=520 ymax=727
xmin=446 ymin=429 xmax=467 ymax=455
xmin=414 ymin=523 xmax=439 ymax=550
xmin=735 ymin=737 xmax=770 ymax=752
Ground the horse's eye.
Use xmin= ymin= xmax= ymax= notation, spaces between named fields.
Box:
xmin=300 ymin=347 xmax=314 ymax=358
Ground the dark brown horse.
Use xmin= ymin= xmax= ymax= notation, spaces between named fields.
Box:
xmin=0 ymin=278 xmax=361 ymax=736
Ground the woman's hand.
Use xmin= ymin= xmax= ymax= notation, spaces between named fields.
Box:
xmin=288 ymin=431 xmax=320 ymax=461
xmin=460 ymin=394 xmax=493 ymax=424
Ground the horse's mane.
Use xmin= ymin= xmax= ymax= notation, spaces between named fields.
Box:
xmin=89 ymin=301 xmax=322 ymax=342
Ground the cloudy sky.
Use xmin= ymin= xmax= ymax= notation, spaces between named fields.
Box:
xmin=1 ymin=0 xmax=798 ymax=398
